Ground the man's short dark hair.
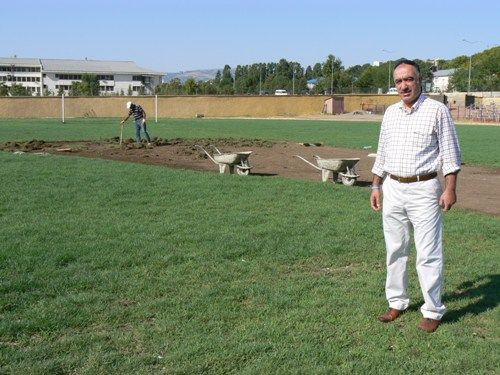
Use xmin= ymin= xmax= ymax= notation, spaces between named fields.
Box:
xmin=393 ymin=59 xmax=421 ymax=74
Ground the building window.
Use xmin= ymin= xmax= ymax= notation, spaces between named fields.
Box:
xmin=98 ymin=75 xmax=114 ymax=80
xmin=0 ymin=66 xmax=41 ymax=73
xmin=133 ymin=75 xmax=148 ymax=82
xmin=56 ymin=74 xmax=82 ymax=80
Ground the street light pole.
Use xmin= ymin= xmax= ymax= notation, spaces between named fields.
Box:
xmin=387 ymin=61 xmax=391 ymax=92
xmin=467 ymin=54 xmax=472 ymax=93
xmin=259 ymin=65 xmax=262 ymax=95
xmin=382 ymin=49 xmax=395 ymax=93
xmin=462 ymin=39 xmax=479 ymax=93
xmin=330 ymin=58 xmax=333 ymax=95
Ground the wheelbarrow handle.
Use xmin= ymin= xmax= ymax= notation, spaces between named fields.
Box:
xmin=209 ymin=144 xmax=222 ymax=155
xmin=194 ymin=144 xmax=217 ymax=164
xmin=294 ymin=155 xmax=322 ymax=171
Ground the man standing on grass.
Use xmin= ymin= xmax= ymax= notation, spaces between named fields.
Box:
xmin=121 ymin=101 xmax=152 ymax=146
xmin=370 ymin=60 xmax=461 ymax=333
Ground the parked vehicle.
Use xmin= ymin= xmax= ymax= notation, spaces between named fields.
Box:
xmin=387 ymin=87 xmax=398 ymax=94
xmin=274 ymin=89 xmax=288 ymax=96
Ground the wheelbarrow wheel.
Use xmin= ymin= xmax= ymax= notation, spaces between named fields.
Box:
xmin=236 ymin=168 xmax=250 ymax=176
xmin=341 ymin=175 xmax=356 ymax=186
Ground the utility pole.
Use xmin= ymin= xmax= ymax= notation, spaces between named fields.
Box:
xmin=462 ymin=39 xmax=480 ymax=93
xmin=382 ymin=49 xmax=395 ymax=92
xmin=259 ymin=65 xmax=262 ymax=95
xmin=330 ymin=58 xmax=333 ymax=95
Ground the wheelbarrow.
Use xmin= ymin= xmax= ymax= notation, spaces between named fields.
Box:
xmin=294 ymin=155 xmax=360 ymax=185
xmin=195 ymin=144 xmax=253 ymax=175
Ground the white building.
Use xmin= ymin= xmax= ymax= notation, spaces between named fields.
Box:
xmin=432 ymin=68 xmax=456 ymax=93
xmin=0 ymin=57 xmax=164 ymax=96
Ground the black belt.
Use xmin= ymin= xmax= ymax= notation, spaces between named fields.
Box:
xmin=390 ymin=172 xmax=437 ymax=183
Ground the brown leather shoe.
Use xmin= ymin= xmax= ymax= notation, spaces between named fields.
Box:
xmin=418 ymin=318 xmax=440 ymax=333
xmin=378 ymin=308 xmax=404 ymax=323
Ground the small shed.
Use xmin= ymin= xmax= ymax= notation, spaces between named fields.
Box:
xmin=322 ymin=96 xmax=344 ymax=114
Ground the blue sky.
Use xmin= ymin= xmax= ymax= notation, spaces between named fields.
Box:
xmin=3 ymin=0 xmax=498 ymax=73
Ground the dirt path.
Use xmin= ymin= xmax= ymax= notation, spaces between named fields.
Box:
xmin=2 ymin=138 xmax=499 ymax=216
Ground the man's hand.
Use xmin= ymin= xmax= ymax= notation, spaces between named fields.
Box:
xmin=440 ymin=172 xmax=458 ymax=212
xmin=370 ymin=175 xmax=383 ymax=212
xmin=142 ymin=118 xmax=146 ymax=125
xmin=370 ymin=190 xmax=382 ymax=211
xmin=439 ymin=189 xmax=456 ymax=212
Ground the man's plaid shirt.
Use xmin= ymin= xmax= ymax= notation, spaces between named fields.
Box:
xmin=128 ymin=104 xmax=145 ymax=121
xmin=372 ymin=95 xmax=461 ymax=178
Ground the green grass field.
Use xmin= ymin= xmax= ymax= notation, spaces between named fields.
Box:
xmin=0 ymin=119 xmax=499 ymax=374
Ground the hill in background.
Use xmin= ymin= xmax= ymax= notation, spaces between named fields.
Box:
xmin=163 ymin=69 xmax=219 ymax=83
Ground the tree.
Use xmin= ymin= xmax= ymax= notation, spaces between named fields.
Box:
xmin=449 ymin=46 xmax=500 ymax=92
xmin=337 ymin=70 xmax=355 ymax=94
xmin=312 ymin=63 xmax=322 ymax=78
xmin=0 ymin=83 xmax=9 ymax=96
xmin=345 ymin=64 xmax=365 ymax=93
xmin=310 ymin=78 xmax=326 ymax=95
xmin=184 ymin=78 xmax=198 ymax=95
xmin=356 ymin=66 xmax=378 ymax=93
xmin=156 ymin=78 xmax=183 ymax=95
xmin=213 ymin=70 xmax=221 ymax=87
xmin=198 ymin=80 xmax=217 ymax=95
xmin=82 ymin=73 xmax=100 ymax=96
xmin=305 ymin=66 xmax=313 ymax=80
xmin=445 ymin=55 xmax=469 ymax=69
xmin=69 ymin=81 xmax=84 ymax=96
xmin=290 ymin=63 xmax=306 ymax=94
xmin=150 ymin=46 xmax=499 ymax=97
xmin=234 ymin=65 xmax=247 ymax=94
xmin=219 ymin=65 xmax=234 ymax=94
xmin=9 ymin=83 xmax=31 ymax=96
xmin=321 ymin=55 xmax=343 ymax=94
xmin=69 ymin=74 xmax=100 ymax=96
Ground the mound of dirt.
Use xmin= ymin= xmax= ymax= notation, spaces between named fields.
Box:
xmin=1 ymin=138 xmax=498 ymax=216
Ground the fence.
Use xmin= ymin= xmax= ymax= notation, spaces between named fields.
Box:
xmin=360 ymin=103 xmax=388 ymax=115
xmin=449 ymin=103 xmax=499 ymax=123
xmin=1 ymin=94 xmax=497 ymax=122
xmin=0 ymin=94 xmax=399 ymax=119
xmin=362 ymin=102 xmax=500 ymax=123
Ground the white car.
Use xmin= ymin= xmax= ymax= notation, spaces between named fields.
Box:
xmin=274 ymin=89 xmax=288 ymax=96
xmin=387 ymin=88 xmax=398 ymax=95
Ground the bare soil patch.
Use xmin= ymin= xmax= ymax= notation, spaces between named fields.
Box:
xmin=2 ymin=137 xmax=498 ymax=216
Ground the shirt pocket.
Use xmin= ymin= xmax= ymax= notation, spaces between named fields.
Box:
xmin=412 ymin=128 xmax=435 ymax=149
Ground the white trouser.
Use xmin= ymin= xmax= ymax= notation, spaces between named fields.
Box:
xmin=382 ymin=177 xmax=445 ymax=320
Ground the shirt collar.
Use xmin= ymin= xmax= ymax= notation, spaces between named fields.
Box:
xmin=398 ymin=94 xmax=426 ymax=114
